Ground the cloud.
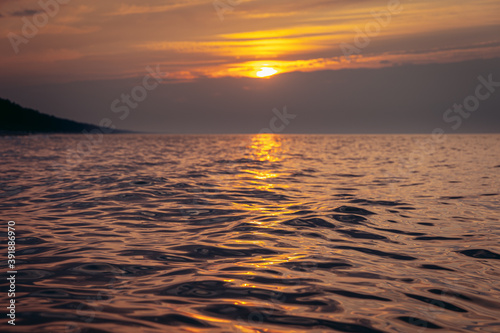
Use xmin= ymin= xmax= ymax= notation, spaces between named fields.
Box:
xmin=107 ymin=1 xmax=204 ymax=16
xmin=9 ymin=9 xmax=43 ymax=17
xmin=0 ymin=0 xmax=499 ymax=84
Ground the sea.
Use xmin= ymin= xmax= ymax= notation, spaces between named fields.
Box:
xmin=1 ymin=134 xmax=499 ymax=333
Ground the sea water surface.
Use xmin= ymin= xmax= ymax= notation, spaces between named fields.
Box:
xmin=1 ymin=134 xmax=500 ymax=333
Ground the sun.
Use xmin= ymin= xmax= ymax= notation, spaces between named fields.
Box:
xmin=256 ymin=67 xmax=278 ymax=78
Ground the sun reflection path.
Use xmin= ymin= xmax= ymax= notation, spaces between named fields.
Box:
xmin=249 ymin=134 xmax=283 ymax=163
xmin=212 ymin=134 xmax=325 ymax=299
xmin=229 ymin=134 xmax=301 ymax=257
xmin=230 ymin=134 xmax=288 ymax=220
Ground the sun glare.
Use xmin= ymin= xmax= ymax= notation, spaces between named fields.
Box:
xmin=256 ymin=67 xmax=278 ymax=78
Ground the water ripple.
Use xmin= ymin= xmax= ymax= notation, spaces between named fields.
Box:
xmin=2 ymin=134 xmax=500 ymax=332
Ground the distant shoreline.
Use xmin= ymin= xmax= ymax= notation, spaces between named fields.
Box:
xmin=0 ymin=97 xmax=132 ymax=135
xmin=0 ymin=130 xmax=133 ymax=136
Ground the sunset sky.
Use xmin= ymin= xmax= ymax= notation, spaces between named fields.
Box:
xmin=1 ymin=0 xmax=499 ymax=133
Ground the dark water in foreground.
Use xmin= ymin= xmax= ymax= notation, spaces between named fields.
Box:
xmin=1 ymin=134 xmax=500 ymax=333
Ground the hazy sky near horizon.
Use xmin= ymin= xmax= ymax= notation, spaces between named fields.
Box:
xmin=0 ymin=0 xmax=499 ymax=133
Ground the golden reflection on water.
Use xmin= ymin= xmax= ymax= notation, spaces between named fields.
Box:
xmin=233 ymin=134 xmax=290 ymax=219
xmin=249 ymin=134 xmax=283 ymax=162
xmin=226 ymin=135 xmax=310 ymax=275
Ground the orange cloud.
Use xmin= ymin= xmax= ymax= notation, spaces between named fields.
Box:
xmin=1 ymin=0 xmax=499 ymax=83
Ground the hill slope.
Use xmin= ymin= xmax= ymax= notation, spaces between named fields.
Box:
xmin=0 ymin=98 xmax=124 ymax=134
